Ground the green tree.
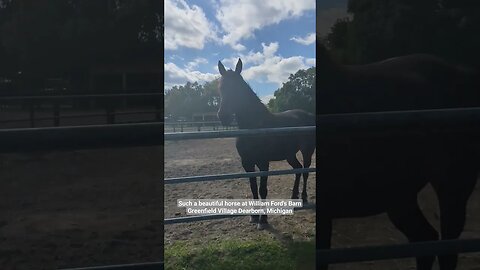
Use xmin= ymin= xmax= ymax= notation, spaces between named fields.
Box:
xmin=164 ymin=79 xmax=220 ymax=120
xmin=268 ymin=67 xmax=315 ymax=113
xmin=0 ymin=0 xmax=161 ymax=90
xmin=326 ymin=0 xmax=480 ymax=66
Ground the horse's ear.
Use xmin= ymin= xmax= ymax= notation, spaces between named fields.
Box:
xmin=235 ymin=58 xmax=242 ymax=74
xmin=218 ymin=61 xmax=227 ymax=76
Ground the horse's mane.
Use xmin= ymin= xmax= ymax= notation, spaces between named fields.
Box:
xmin=230 ymin=70 xmax=265 ymax=104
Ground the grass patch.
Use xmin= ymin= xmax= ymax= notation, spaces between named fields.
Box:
xmin=165 ymin=236 xmax=315 ymax=270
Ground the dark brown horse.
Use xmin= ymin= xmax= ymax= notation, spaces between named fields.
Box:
xmin=217 ymin=59 xmax=316 ymax=230
xmin=317 ymin=41 xmax=480 ymax=270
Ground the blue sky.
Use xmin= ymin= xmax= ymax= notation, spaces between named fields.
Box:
xmin=164 ymin=0 xmax=316 ymax=104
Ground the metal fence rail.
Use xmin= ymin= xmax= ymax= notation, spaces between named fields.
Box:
xmin=165 ymin=126 xmax=315 ymax=140
xmin=0 ymin=92 xmax=162 ymax=100
xmin=165 ymin=168 xmax=316 ymax=184
xmin=317 ymin=238 xmax=480 ymax=264
xmin=164 ymin=127 xmax=318 ymax=224
xmin=0 ymin=110 xmax=160 ymax=124
xmin=315 ymin=106 xmax=480 ymax=136
xmin=0 ymin=122 xmax=164 ymax=153
xmin=0 ymin=93 xmax=163 ymax=127
xmin=163 ymin=108 xmax=480 ymax=267
xmin=164 ymin=121 xmax=232 ymax=132
xmin=1 ymin=107 xmax=478 ymax=269
xmin=59 ymin=261 xmax=164 ymax=270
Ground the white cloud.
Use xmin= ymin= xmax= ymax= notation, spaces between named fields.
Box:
xmin=221 ymin=42 xmax=279 ymax=67
xmin=216 ymin=0 xmax=315 ymax=50
xmin=169 ymin=54 xmax=185 ymax=61
xmin=290 ymin=32 xmax=316 ymax=45
xmin=164 ymin=62 xmax=218 ymax=90
xmin=185 ymin=57 xmax=209 ymax=70
xmin=306 ymin=58 xmax=316 ymax=66
xmin=164 ymin=0 xmax=217 ymax=50
xmin=220 ymin=42 xmax=311 ymax=86
xmin=260 ymin=94 xmax=274 ymax=105
xmin=243 ymin=55 xmax=307 ymax=86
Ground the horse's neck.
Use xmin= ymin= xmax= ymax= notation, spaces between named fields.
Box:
xmin=235 ymin=97 xmax=272 ymax=129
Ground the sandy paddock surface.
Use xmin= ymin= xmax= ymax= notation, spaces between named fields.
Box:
xmin=0 ymin=146 xmax=163 ymax=270
xmin=164 ymin=138 xmax=317 ymax=245
xmin=0 ymin=135 xmax=478 ymax=269
xmin=165 ymin=138 xmax=480 ymax=270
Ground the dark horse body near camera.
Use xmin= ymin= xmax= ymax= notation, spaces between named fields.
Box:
xmin=217 ymin=59 xmax=315 ymax=230
xmin=317 ymin=42 xmax=480 ymax=270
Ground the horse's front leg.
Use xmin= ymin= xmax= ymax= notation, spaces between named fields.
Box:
xmin=242 ymin=160 xmax=259 ymax=223
xmin=257 ymin=161 xmax=269 ymax=230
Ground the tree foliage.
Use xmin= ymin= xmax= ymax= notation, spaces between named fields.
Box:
xmin=0 ymin=0 xmax=161 ymax=78
xmin=165 ymin=67 xmax=316 ymax=120
xmin=325 ymin=0 xmax=480 ymax=67
xmin=164 ymin=80 xmax=220 ymax=120
xmin=267 ymin=67 xmax=315 ymax=113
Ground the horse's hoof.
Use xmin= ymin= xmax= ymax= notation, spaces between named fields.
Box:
xmin=250 ymin=215 xmax=259 ymax=223
xmin=256 ymin=222 xmax=269 ymax=230
xmin=301 ymin=192 xmax=308 ymax=204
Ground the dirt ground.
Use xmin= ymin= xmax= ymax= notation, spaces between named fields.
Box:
xmin=1 ymin=135 xmax=478 ymax=269
xmin=165 ymin=138 xmax=480 ymax=270
xmin=0 ymin=146 xmax=163 ymax=270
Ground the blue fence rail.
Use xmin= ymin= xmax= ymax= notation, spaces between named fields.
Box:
xmin=164 ymin=126 xmax=317 ymax=224
xmin=1 ymin=106 xmax=480 ymax=269
xmin=0 ymin=93 xmax=163 ymax=127
xmin=163 ymin=108 xmax=480 ymax=268
xmin=59 ymin=262 xmax=164 ymax=270
xmin=165 ymin=168 xmax=316 ymax=185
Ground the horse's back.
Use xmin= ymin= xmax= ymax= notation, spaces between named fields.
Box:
xmin=272 ymin=109 xmax=315 ymax=126
xmin=318 ymin=53 xmax=480 ymax=113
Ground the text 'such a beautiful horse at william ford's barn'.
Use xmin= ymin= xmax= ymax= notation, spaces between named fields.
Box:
xmin=316 ymin=41 xmax=480 ymax=270
xmin=216 ymin=58 xmax=316 ymax=230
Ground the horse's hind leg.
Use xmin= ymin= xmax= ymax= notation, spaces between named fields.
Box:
xmin=287 ymin=156 xmax=302 ymax=200
xmin=257 ymin=161 xmax=270 ymax=230
xmin=301 ymin=148 xmax=314 ymax=203
xmin=432 ymin=163 xmax=477 ymax=270
xmin=242 ymin=160 xmax=259 ymax=224
xmin=387 ymin=198 xmax=438 ymax=270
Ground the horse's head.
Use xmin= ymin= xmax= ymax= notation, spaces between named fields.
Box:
xmin=217 ymin=58 xmax=244 ymax=125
